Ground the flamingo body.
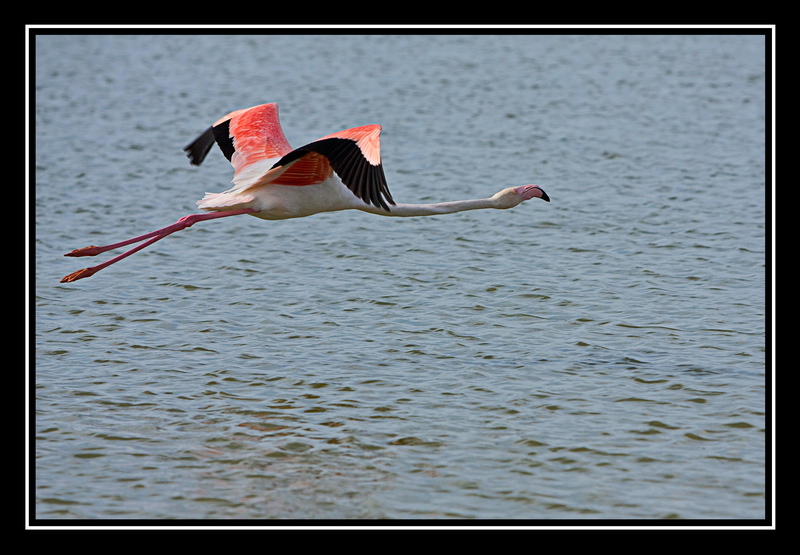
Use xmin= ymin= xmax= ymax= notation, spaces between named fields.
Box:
xmin=187 ymin=103 xmax=393 ymax=217
xmin=61 ymin=103 xmax=549 ymax=282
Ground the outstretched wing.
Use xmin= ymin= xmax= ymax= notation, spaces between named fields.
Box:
xmin=270 ymin=124 xmax=395 ymax=211
xmin=183 ymin=103 xmax=293 ymax=177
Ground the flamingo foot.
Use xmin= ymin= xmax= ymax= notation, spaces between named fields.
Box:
xmin=60 ymin=267 xmax=97 ymax=283
xmin=64 ymin=245 xmax=106 ymax=257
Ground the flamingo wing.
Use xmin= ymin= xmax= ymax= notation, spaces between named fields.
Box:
xmin=183 ymin=103 xmax=293 ymax=175
xmin=270 ymin=124 xmax=395 ymax=211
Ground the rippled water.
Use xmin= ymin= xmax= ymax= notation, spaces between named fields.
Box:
xmin=32 ymin=32 xmax=768 ymax=523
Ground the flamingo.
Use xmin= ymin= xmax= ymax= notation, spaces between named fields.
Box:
xmin=60 ymin=103 xmax=550 ymax=283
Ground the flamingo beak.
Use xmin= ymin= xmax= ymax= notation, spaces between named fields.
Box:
xmin=516 ymin=185 xmax=550 ymax=202
xmin=537 ymin=187 xmax=551 ymax=202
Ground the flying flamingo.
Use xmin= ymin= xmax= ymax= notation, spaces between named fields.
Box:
xmin=61 ymin=103 xmax=550 ymax=283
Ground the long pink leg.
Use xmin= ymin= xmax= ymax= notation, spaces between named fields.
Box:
xmin=60 ymin=208 xmax=256 ymax=283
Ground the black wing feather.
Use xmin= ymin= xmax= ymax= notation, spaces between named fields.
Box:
xmin=183 ymin=126 xmax=215 ymax=166
xmin=183 ymin=119 xmax=235 ymax=166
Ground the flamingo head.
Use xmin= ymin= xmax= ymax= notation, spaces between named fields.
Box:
xmin=492 ymin=185 xmax=550 ymax=208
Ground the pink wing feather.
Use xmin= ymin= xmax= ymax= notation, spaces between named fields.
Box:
xmin=221 ymin=104 xmax=293 ymax=177
xmin=184 ymin=103 xmax=292 ymax=174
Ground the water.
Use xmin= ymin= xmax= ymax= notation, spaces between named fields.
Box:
xmin=32 ymin=32 xmax=768 ymax=523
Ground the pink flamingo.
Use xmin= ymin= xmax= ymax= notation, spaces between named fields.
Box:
xmin=61 ymin=103 xmax=550 ymax=283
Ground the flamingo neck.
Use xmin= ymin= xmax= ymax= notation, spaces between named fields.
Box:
xmin=363 ymin=197 xmax=497 ymax=217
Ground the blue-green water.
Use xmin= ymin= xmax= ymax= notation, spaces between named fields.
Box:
xmin=33 ymin=33 xmax=768 ymax=522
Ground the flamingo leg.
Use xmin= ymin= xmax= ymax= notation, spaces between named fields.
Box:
xmin=60 ymin=208 xmax=255 ymax=283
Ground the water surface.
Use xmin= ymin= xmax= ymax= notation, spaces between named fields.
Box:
xmin=34 ymin=33 xmax=768 ymax=522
